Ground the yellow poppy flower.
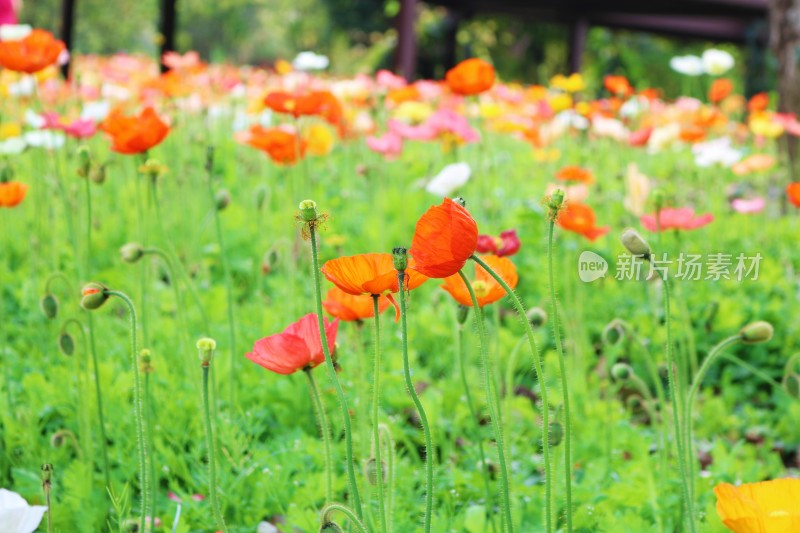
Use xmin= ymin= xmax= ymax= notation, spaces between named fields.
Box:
xmin=715 ymin=478 xmax=800 ymax=532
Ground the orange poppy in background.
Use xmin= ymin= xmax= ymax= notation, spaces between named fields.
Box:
xmin=323 ymin=286 xmax=390 ymax=321
xmin=446 ymin=58 xmax=495 ymax=96
xmin=387 ymin=85 xmax=421 ymax=105
xmin=679 ymin=124 xmax=706 ymax=143
xmin=410 ymin=197 xmax=479 ymax=278
xmin=788 ymin=182 xmax=800 ymax=207
xmin=441 ymin=255 xmax=518 ymax=307
xmin=0 ymin=29 xmax=65 ymax=74
xmin=100 ymin=107 xmax=170 ymax=154
xmin=747 ymin=92 xmax=769 ymax=113
xmin=556 ymin=165 xmax=594 ymax=184
xmin=0 ymin=181 xmax=29 ymax=208
xmin=604 ymin=75 xmax=634 ymax=97
xmin=714 ymin=478 xmax=800 ymax=533
xmin=322 ymin=253 xmax=428 ymax=296
xmin=709 ymin=78 xmax=734 ymax=103
xmin=241 ymin=126 xmax=305 ymax=165
xmin=557 ymin=202 xmax=609 ymax=241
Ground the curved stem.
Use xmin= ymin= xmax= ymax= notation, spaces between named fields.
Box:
xmin=305 ymin=369 xmax=333 ymax=503
xmin=202 ymin=365 xmax=228 ymax=532
xmin=105 ymin=290 xmax=148 ymax=532
xmin=45 ymin=272 xmax=75 ymax=297
xmin=471 ymin=254 xmax=547 ymax=533
xmin=321 ymin=503 xmax=369 ymax=533
xmin=457 ymin=323 xmax=497 ymax=533
xmin=145 ymin=372 xmax=157 ymax=533
xmin=547 ymin=221 xmax=573 ymax=532
xmin=371 ymin=295 xmax=387 ymax=533
xmin=458 ymin=270 xmax=513 ymax=533
xmin=396 ymin=270 xmax=434 ymax=533
xmin=308 ymin=227 xmax=363 ymax=518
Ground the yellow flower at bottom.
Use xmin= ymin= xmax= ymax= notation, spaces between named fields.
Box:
xmin=715 ymin=478 xmax=800 ymax=533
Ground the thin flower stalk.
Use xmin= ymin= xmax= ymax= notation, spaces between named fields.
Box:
xmin=305 ymin=368 xmax=333 ymax=503
xmin=371 ymin=295 xmax=388 ymax=533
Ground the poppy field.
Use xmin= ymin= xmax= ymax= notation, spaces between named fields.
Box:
xmin=2 ymin=28 xmax=800 ymax=533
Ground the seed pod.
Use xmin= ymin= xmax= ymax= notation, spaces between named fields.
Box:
xmin=197 ymin=337 xmax=217 ymax=365
xmin=299 ymin=199 xmax=318 ymax=221
xmin=40 ymin=294 xmax=59 ymax=319
xmin=58 ymin=332 xmax=75 ymax=356
xmin=319 ymin=523 xmax=344 ymax=533
xmin=392 ymin=247 xmax=408 ymax=271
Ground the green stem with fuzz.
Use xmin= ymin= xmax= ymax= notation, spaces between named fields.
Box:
xmin=308 ymin=226 xmax=363 ymax=518
xmin=202 ymin=364 xmax=228 ymax=532
xmin=371 ymin=295 xmax=388 ymax=533
xmin=305 ymin=369 xmax=333 ymax=503
xmin=145 ymin=371 xmax=157 ymax=533
xmin=458 ymin=270 xmax=513 ymax=533
xmin=321 ymin=503 xmax=369 ymax=533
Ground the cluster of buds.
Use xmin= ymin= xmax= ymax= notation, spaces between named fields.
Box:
xmin=76 ymin=146 xmax=106 ymax=184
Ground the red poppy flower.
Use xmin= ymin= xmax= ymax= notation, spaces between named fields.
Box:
xmin=323 ymin=286 xmax=390 ymax=322
xmin=0 ymin=29 xmax=65 ymax=74
xmin=556 ymin=166 xmax=594 ymax=184
xmin=604 ymin=75 xmax=634 ymax=97
xmin=410 ymin=198 xmax=479 ymax=278
xmin=264 ymin=90 xmax=343 ymax=130
xmin=240 ymin=126 xmax=305 ymax=165
xmin=640 ymin=207 xmax=714 ymax=232
xmin=245 ymin=313 xmax=338 ymax=375
xmin=446 ymin=58 xmax=495 ymax=96
xmin=476 ymin=229 xmax=520 ymax=257
xmin=787 ymin=183 xmax=800 ymax=208
xmin=100 ymin=107 xmax=170 ymax=155
xmin=748 ymin=92 xmax=769 ymax=113
xmin=0 ymin=181 xmax=29 ymax=208
xmin=441 ymin=255 xmax=518 ymax=308
xmin=709 ymin=78 xmax=734 ymax=103
xmin=629 ymin=127 xmax=653 ymax=147
xmin=557 ymin=203 xmax=609 ymax=241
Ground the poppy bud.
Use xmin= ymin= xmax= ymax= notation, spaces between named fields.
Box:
xmin=453 ymin=197 xmax=467 ymax=207
xmin=456 ymin=305 xmax=470 ymax=325
xmin=76 ymin=145 xmax=91 ymax=177
xmin=299 ymin=199 xmax=318 ymax=221
xmin=120 ymin=242 xmax=145 ymax=263
xmin=547 ymin=189 xmax=565 ymax=220
xmin=365 ymin=457 xmax=388 ymax=486
xmin=526 ymin=307 xmax=547 ymax=328
xmin=215 ymin=189 xmax=231 ymax=211
xmin=255 ymin=185 xmax=268 ymax=210
xmin=611 ymin=362 xmax=633 ymax=381
xmin=392 ymin=247 xmax=408 ymax=271
xmin=58 ymin=332 xmax=75 ymax=356
xmin=81 ymin=282 xmax=109 ymax=310
xmin=197 ymin=337 xmax=217 ymax=365
xmin=41 ymin=463 xmax=53 ymax=485
xmin=319 ymin=523 xmax=344 ymax=533
xmin=783 ymin=374 xmax=800 ymax=399
xmin=740 ymin=321 xmax=773 ymax=344
xmin=89 ymin=165 xmax=106 ymax=184
xmin=40 ymin=294 xmax=59 ymax=319
xmin=548 ymin=421 xmax=564 ymax=446
xmin=621 ymin=228 xmax=651 ymax=258
xmin=140 ymin=348 xmax=154 ymax=373
xmin=139 ymin=159 xmax=168 ymax=182
xmin=602 ymin=319 xmax=627 ymax=346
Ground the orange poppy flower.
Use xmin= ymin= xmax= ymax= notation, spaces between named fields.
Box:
xmin=241 ymin=126 xmax=305 ymax=165
xmin=714 ymin=478 xmax=800 ymax=533
xmin=0 ymin=29 xmax=65 ymax=74
xmin=100 ymin=107 xmax=170 ymax=155
xmin=557 ymin=202 xmax=609 ymax=241
xmin=788 ymin=182 xmax=800 ymax=208
xmin=265 ymin=90 xmax=343 ymax=123
xmin=556 ymin=165 xmax=594 ymax=184
xmin=323 ymin=286 xmax=391 ymax=322
xmin=387 ymin=85 xmax=421 ymax=105
xmin=441 ymin=255 xmax=518 ymax=307
xmin=731 ymin=154 xmax=775 ymax=175
xmin=638 ymin=88 xmax=661 ymax=100
xmin=709 ymin=78 xmax=734 ymax=103
xmin=410 ymin=197 xmax=479 ymax=278
xmin=747 ymin=92 xmax=769 ymax=113
xmin=0 ymin=181 xmax=29 ymax=208
xmin=446 ymin=58 xmax=495 ymax=96
xmin=679 ymin=124 xmax=706 ymax=143
xmin=604 ymin=75 xmax=634 ymax=97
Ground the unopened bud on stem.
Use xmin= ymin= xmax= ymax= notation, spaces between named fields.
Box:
xmin=740 ymin=321 xmax=773 ymax=344
xmin=197 ymin=337 xmax=217 ymax=366
xmin=80 ymin=282 xmax=109 ymax=310
xmin=621 ymin=228 xmax=651 ymax=259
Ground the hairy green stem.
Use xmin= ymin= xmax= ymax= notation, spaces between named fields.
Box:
xmin=321 ymin=503 xmax=369 ymax=533
xmin=371 ymin=295 xmax=387 ymax=533
xmin=378 ymin=424 xmax=395 ymax=532
xmin=202 ymin=365 xmax=228 ymax=532
xmin=305 ymin=369 xmax=333 ymax=503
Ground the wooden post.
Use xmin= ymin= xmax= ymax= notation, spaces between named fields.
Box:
xmin=568 ymin=17 xmax=589 ymax=74
xmin=60 ymin=0 xmax=76 ymax=79
xmin=159 ymin=0 xmax=177 ymax=72
xmin=396 ymin=0 xmax=417 ymax=80
xmin=769 ymin=0 xmax=800 ymax=185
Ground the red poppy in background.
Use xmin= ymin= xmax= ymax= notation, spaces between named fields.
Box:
xmin=556 ymin=166 xmax=594 ymax=184
xmin=604 ymin=75 xmax=634 ymax=97
xmin=629 ymin=127 xmax=653 ymax=147
xmin=0 ymin=181 xmax=29 ymax=208
xmin=709 ymin=78 xmax=734 ymax=103
xmin=476 ymin=229 xmax=520 ymax=257
xmin=557 ymin=203 xmax=609 ymax=241
xmin=410 ymin=198 xmax=479 ymax=278
xmin=640 ymin=207 xmax=714 ymax=232
xmin=245 ymin=313 xmax=338 ymax=375
xmin=0 ymin=29 xmax=65 ymax=74
xmin=323 ymin=286 xmax=390 ymax=322
xmin=240 ymin=126 xmax=305 ymax=165
xmin=100 ymin=107 xmax=170 ymax=154
xmin=747 ymin=92 xmax=769 ymax=113
xmin=446 ymin=58 xmax=495 ymax=96
xmin=788 ymin=183 xmax=800 ymax=208
xmin=441 ymin=255 xmax=518 ymax=307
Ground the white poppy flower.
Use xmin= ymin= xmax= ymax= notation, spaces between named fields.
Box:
xmin=0 ymin=489 xmax=47 ymax=533
xmin=80 ymin=100 xmax=111 ymax=122
xmin=0 ymin=24 xmax=32 ymax=41
xmin=24 ymin=109 xmax=45 ymax=129
xmin=669 ymin=55 xmax=704 ymax=76
xmin=7 ymin=76 xmax=36 ymax=97
xmin=292 ymin=51 xmax=329 ymax=71
xmin=554 ymin=110 xmax=589 ymax=130
xmin=425 ymin=162 xmax=471 ymax=197
xmin=0 ymin=137 xmax=26 ymax=155
xmin=692 ymin=137 xmax=741 ymax=167
xmin=701 ymin=49 xmax=735 ymax=76
xmin=24 ymin=131 xmax=66 ymax=150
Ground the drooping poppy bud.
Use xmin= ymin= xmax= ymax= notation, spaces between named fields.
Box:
xmin=120 ymin=242 xmax=145 ymax=263
xmin=215 ymin=189 xmax=231 ymax=211
xmin=548 ymin=421 xmax=564 ymax=447
xmin=40 ymin=294 xmax=59 ymax=319
xmin=621 ymin=228 xmax=651 ymax=258
xmin=740 ymin=321 xmax=773 ymax=344
xmin=602 ymin=319 xmax=627 ymax=346
xmin=81 ymin=282 xmax=109 ymax=310
xmin=526 ymin=307 xmax=547 ymax=328
xmin=611 ymin=363 xmax=633 ymax=381
xmin=58 ymin=331 xmax=75 ymax=356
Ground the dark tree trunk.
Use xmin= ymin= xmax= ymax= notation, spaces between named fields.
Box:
xmin=60 ymin=0 xmax=76 ymax=79
xmin=769 ymin=0 xmax=800 ymax=188
xmin=160 ymin=0 xmax=177 ymax=73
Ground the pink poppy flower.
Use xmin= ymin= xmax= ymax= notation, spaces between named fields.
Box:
xmin=427 ymin=109 xmax=480 ymax=143
xmin=62 ymin=118 xmax=97 ymax=139
xmin=640 ymin=207 xmax=714 ymax=232
xmin=245 ymin=313 xmax=338 ymax=375
xmin=629 ymin=127 xmax=653 ymax=147
xmin=376 ymin=69 xmax=406 ymax=90
xmin=731 ymin=197 xmax=765 ymax=214
xmin=366 ymin=130 xmax=403 ymax=160
xmin=388 ymin=119 xmax=437 ymax=141
xmin=476 ymin=229 xmax=521 ymax=257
